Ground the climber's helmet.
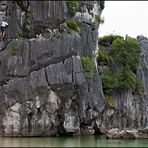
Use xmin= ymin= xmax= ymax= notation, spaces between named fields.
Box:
xmin=0 ymin=21 xmax=8 ymax=29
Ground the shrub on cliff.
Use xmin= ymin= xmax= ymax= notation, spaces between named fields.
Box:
xmin=97 ymin=50 xmax=113 ymax=66
xmin=111 ymin=37 xmax=142 ymax=72
xmin=98 ymin=34 xmax=143 ymax=95
xmin=81 ymin=56 xmax=95 ymax=78
xmin=92 ymin=15 xmax=104 ymax=28
xmin=106 ymin=95 xmax=116 ymax=108
xmin=117 ymin=67 xmax=136 ymax=90
xmin=99 ymin=34 xmax=123 ymax=46
xmin=101 ymin=73 xmax=118 ymax=95
xmin=66 ymin=19 xmax=80 ymax=33
xmin=68 ymin=1 xmax=80 ymax=16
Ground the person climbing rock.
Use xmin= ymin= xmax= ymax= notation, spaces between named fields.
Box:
xmin=0 ymin=21 xmax=8 ymax=41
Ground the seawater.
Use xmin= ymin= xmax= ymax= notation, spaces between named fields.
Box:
xmin=0 ymin=136 xmax=148 ymax=147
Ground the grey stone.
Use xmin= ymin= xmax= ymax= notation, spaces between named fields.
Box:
xmin=99 ymin=36 xmax=148 ymax=136
xmin=0 ymin=1 xmax=105 ymax=137
xmin=63 ymin=111 xmax=80 ymax=133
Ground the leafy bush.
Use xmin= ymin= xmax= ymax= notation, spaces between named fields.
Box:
xmin=111 ymin=37 xmax=125 ymax=49
xmin=66 ymin=19 xmax=80 ymax=33
xmin=81 ymin=56 xmax=95 ymax=78
xmin=134 ymin=80 xmax=144 ymax=94
xmin=117 ymin=67 xmax=136 ymax=90
xmin=99 ymin=34 xmax=143 ymax=95
xmin=95 ymin=15 xmax=104 ymax=24
xmin=92 ymin=15 xmax=104 ymax=28
xmin=97 ymin=50 xmax=113 ymax=65
xmin=68 ymin=1 xmax=80 ymax=16
xmin=124 ymin=37 xmax=142 ymax=71
xmin=117 ymin=67 xmax=143 ymax=92
xmin=99 ymin=34 xmax=123 ymax=46
xmin=111 ymin=37 xmax=142 ymax=71
xmin=81 ymin=56 xmax=94 ymax=70
xmin=106 ymin=96 xmax=116 ymax=108
xmin=101 ymin=73 xmax=118 ymax=95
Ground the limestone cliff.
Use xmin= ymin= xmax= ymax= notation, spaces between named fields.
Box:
xmin=98 ymin=35 xmax=148 ymax=139
xmin=0 ymin=0 xmax=105 ymax=136
xmin=0 ymin=1 xmax=147 ymax=139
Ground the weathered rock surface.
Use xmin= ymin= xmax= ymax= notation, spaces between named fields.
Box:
xmin=106 ymin=127 xmax=148 ymax=139
xmin=0 ymin=1 xmax=148 ymax=138
xmin=0 ymin=1 xmax=105 ymax=136
xmin=97 ymin=35 xmax=148 ymax=138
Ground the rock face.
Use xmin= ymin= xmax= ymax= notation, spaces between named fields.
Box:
xmin=106 ymin=127 xmax=148 ymax=139
xmin=0 ymin=1 xmax=105 ymax=136
xmin=0 ymin=1 xmax=147 ymax=138
xmin=97 ymin=36 xmax=148 ymax=138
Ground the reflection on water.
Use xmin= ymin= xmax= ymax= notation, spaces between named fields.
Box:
xmin=0 ymin=136 xmax=148 ymax=147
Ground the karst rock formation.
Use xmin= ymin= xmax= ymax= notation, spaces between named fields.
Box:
xmin=0 ymin=1 xmax=147 ymax=138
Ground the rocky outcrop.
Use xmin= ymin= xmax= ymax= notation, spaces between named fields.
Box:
xmin=97 ymin=35 xmax=148 ymax=138
xmin=0 ymin=1 xmax=7 ymax=21
xmin=0 ymin=1 xmax=147 ymax=138
xmin=106 ymin=127 xmax=148 ymax=139
xmin=0 ymin=1 xmax=105 ymax=136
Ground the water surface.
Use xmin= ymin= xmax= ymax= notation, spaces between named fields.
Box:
xmin=0 ymin=136 xmax=148 ymax=147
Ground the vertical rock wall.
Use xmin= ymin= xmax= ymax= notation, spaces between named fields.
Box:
xmin=98 ymin=36 xmax=148 ymax=135
xmin=0 ymin=1 xmax=105 ymax=136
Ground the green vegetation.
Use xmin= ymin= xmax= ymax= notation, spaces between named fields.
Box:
xmin=99 ymin=34 xmax=123 ymax=46
xmin=66 ymin=19 xmax=80 ymax=33
xmin=26 ymin=10 xmax=33 ymax=17
xmin=101 ymin=67 xmax=144 ymax=96
xmin=101 ymin=73 xmax=118 ymax=95
xmin=81 ymin=56 xmax=95 ymax=78
xmin=117 ymin=67 xmax=136 ymax=90
xmin=106 ymin=96 xmax=116 ymax=108
xmin=95 ymin=15 xmax=104 ymax=25
xmin=10 ymin=44 xmax=20 ymax=55
xmin=98 ymin=35 xmax=143 ymax=98
xmin=134 ymin=80 xmax=144 ymax=94
xmin=15 ymin=34 xmax=23 ymax=40
xmin=97 ymin=50 xmax=113 ymax=66
xmin=5 ymin=44 xmax=20 ymax=58
xmin=111 ymin=37 xmax=142 ymax=71
xmin=68 ymin=1 xmax=80 ymax=16
xmin=92 ymin=15 xmax=104 ymax=29
xmin=93 ymin=15 xmax=104 ymax=27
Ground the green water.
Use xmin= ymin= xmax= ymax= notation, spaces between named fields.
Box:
xmin=0 ymin=136 xmax=148 ymax=147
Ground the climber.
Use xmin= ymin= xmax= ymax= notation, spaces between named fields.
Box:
xmin=0 ymin=21 xmax=8 ymax=41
